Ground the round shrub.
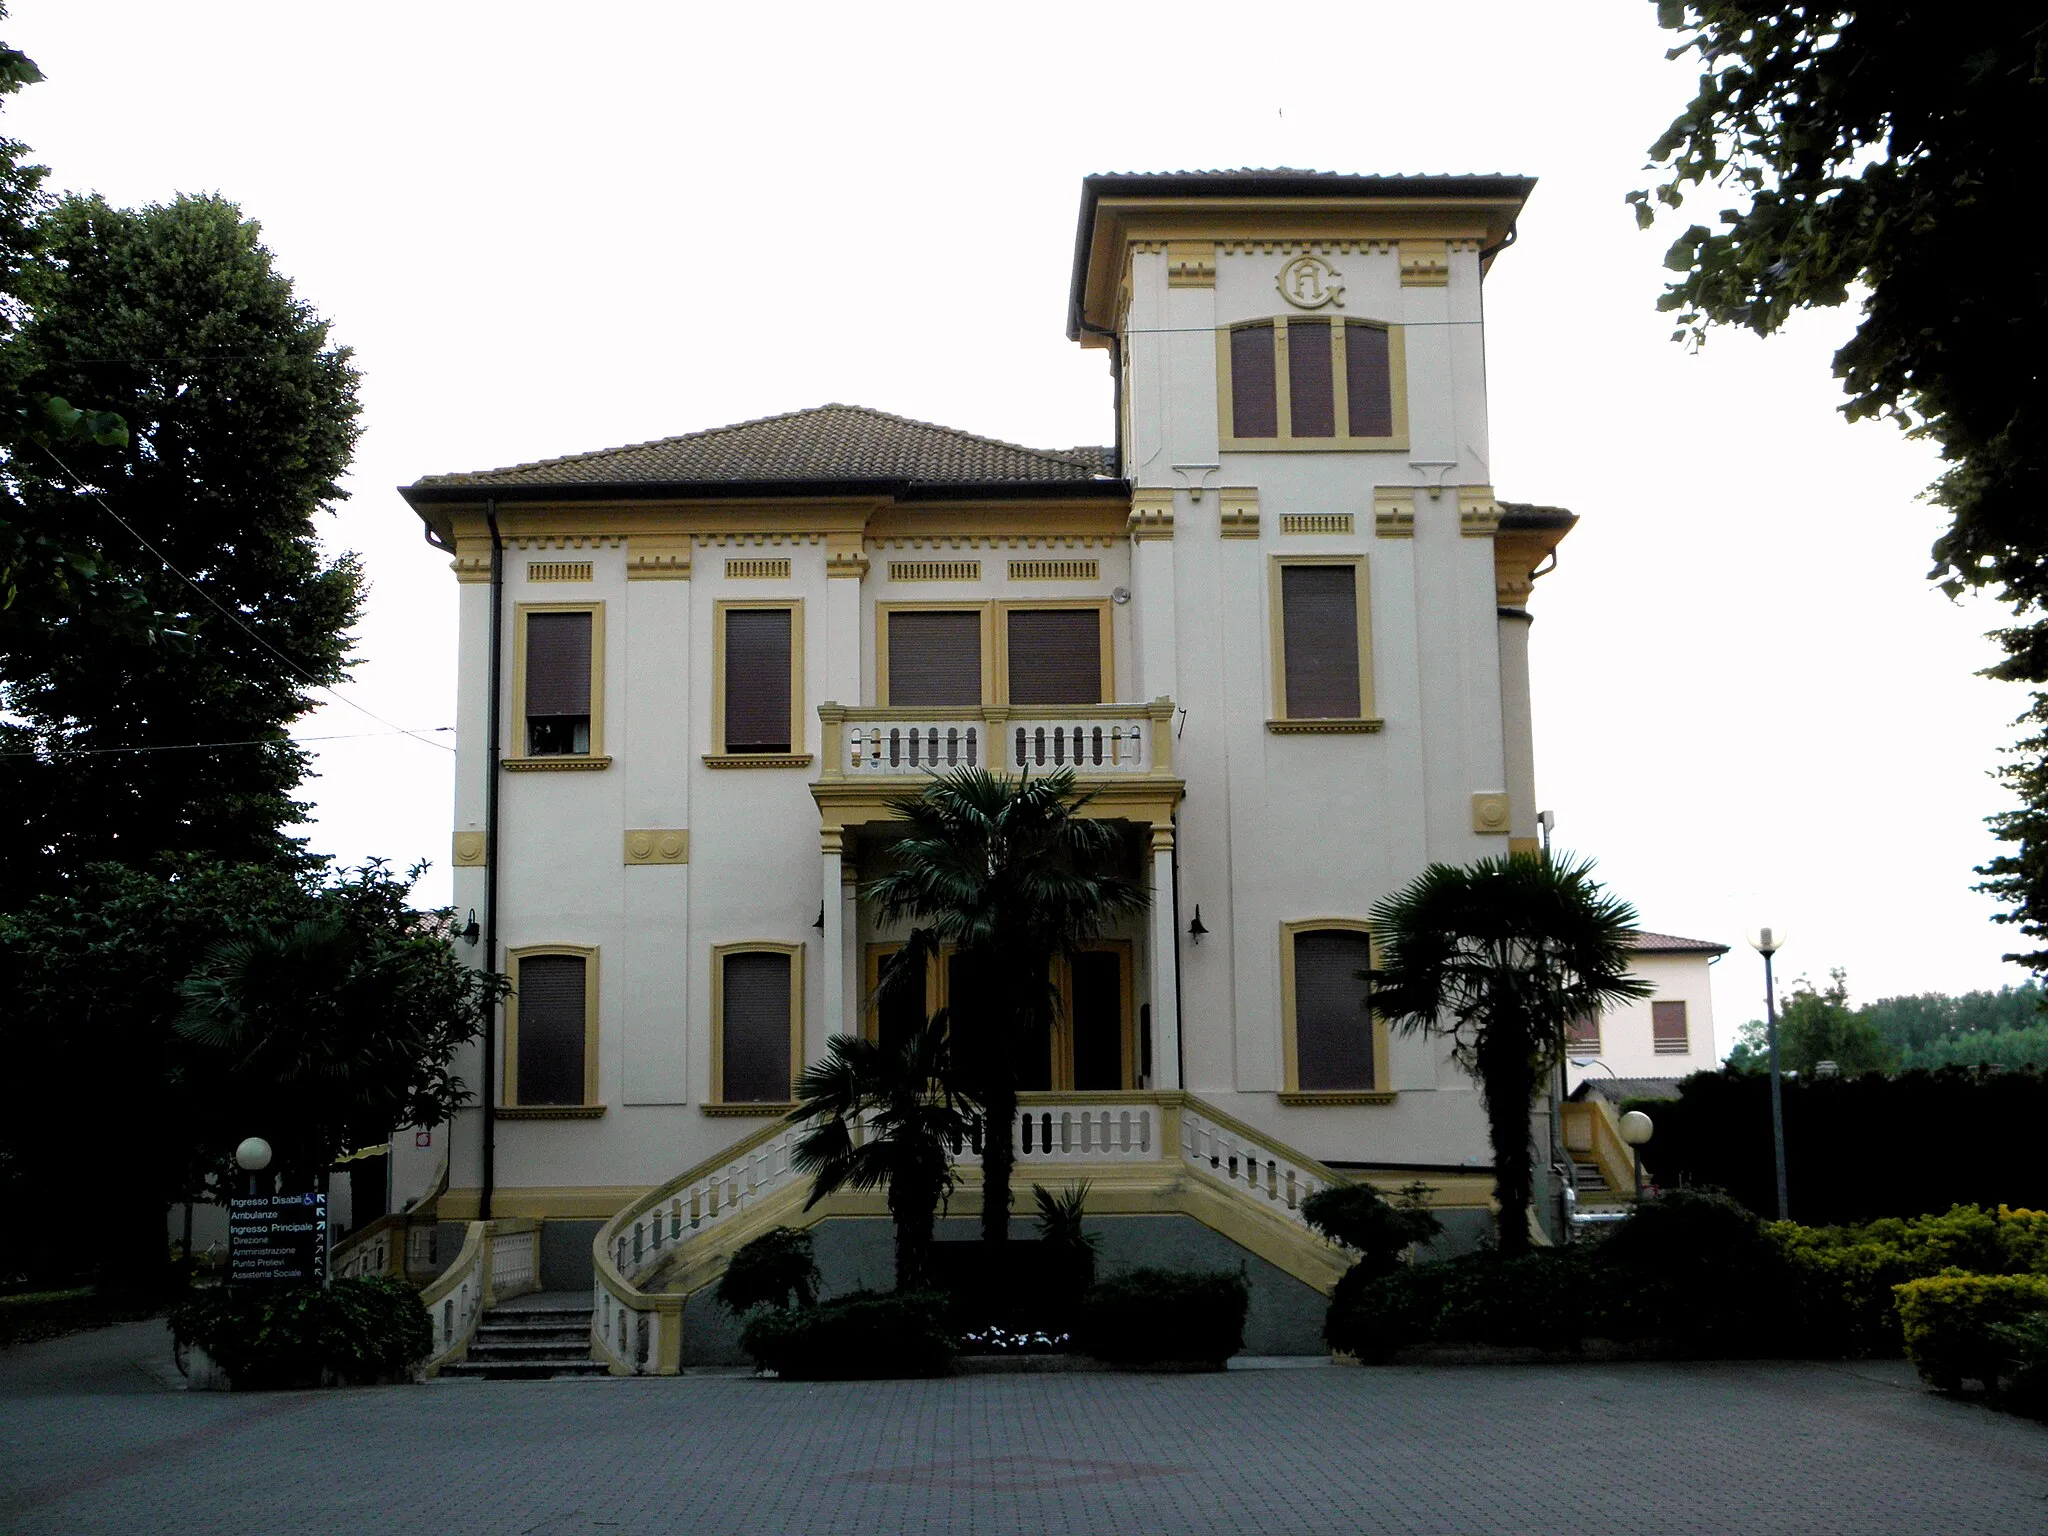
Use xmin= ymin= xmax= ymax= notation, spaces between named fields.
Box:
xmin=168 ymin=1275 xmax=431 ymax=1389
xmin=1895 ymin=1273 xmax=2048 ymax=1394
xmin=717 ymin=1226 xmax=819 ymax=1315
xmin=1075 ymin=1268 xmax=1249 ymax=1367
xmin=1326 ymin=1264 xmax=1444 ymax=1362
xmin=1301 ymin=1183 xmax=1442 ymax=1276
xmin=1598 ymin=1189 xmax=1789 ymax=1353
xmin=739 ymin=1290 xmax=953 ymax=1380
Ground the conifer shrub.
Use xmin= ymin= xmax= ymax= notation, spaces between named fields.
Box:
xmin=1074 ymin=1268 xmax=1249 ymax=1367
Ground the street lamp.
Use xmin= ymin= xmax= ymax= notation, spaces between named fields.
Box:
xmin=235 ymin=1136 xmax=273 ymax=1199
xmin=1748 ymin=926 xmax=1790 ymax=1220
xmin=1618 ymin=1109 xmax=1654 ymax=1200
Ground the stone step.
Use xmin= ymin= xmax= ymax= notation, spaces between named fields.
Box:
xmin=466 ymin=1339 xmax=595 ymax=1360
xmin=476 ymin=1320 xmax=591 ymax=1340
xmin=438 ymin=1358 xmax=612 ymax=1381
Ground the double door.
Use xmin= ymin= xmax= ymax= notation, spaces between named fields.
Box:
xmin=864 ymin=941 xmax=1134 ymax=1091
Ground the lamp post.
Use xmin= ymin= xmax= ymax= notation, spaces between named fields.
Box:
xmin=1748 ymin=926 xmax=1790 ymax=1220
xmin=1618 ymin=1109 xmax=1654 ymax=1200
xmin=235 ymin=1136 xmax=273 ymax=1200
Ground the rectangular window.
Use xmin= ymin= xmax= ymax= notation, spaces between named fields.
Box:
xmin=718 ymin=949 xmax=797 ymax=1103
xmin=1230 ymin=322 xmax=1278 ymax=439
xmin=1280 ymin=564 xmax=1363 ymax=719
xmin=1005 ymin=608 xmax=1104 ymax=705
xmin=1566 ymin=1013 xmax=1602 ymax=1052
xmin=1652 ymin=1000 xmax=1690 ymax=1054
xmin=512 ymin=952 xmax=591 ymax=1106
xmin=1220 ymin=316 xmax=1406 ymax=450
xmin=722 ymin=606 xmax=793 ymax=753
xmin=887 ymin=609 xmax=983 ymax=706
xmin=1344 ymin=322 xmax=1394 ymax=439
xmin=524 ymin=610 xmax=593 ymax=756
xmin=1290 ymin=929 xmax=1376 ymax=1091
xmin=1287 ymin=319 xmax=1335 ymax=438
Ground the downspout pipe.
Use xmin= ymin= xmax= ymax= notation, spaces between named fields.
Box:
xmin=481 ymin=499 xmax=504 ymax=1221
xmin=1076 ymin=316 xmax=1124 ymax=478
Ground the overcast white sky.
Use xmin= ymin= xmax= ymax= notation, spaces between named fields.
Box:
xmin=9 ymin=2 xmax=2029 ymax=1040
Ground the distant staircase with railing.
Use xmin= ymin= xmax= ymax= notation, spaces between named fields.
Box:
xmin=587 ymin=1090 xmax=1362 ymax=1375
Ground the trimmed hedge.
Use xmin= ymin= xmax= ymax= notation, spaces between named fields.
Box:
xmin=1624 ymin=1068 xmax=2048 ymax=1224
xmin=1075 ymin=1268 xmax=1248 ymax=1367
xmin=739 ymin=1291 xmax=954 ymax=1380
xmin=167 ymin=1275 xmax=431 ymax=1389
xmin=1895 ymin=1274 xmax=2048 ymax=1394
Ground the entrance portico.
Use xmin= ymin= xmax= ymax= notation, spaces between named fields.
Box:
xmin=811 ymin=697 xmax=1186 ymax=1089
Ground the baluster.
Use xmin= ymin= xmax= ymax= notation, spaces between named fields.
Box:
xmin=1034 ymin=726 xmax=1047 ymax=766
xmin=1284 ymin=1170 xmax=1298 ymax=1209
xmin=888 ymin=727 xmax=902 ymax=768
xmin=1054 ymin=725 xmax=1069 ymax=766
xmin=945 ymin=726 xmax=959 ymax=766
xmin=909 ymin=727 xmax=922 ymax=767
xmin=928 ymin=727 xmax=940 ymax=764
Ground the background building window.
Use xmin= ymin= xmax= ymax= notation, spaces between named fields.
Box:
xmin=513 ymin=952 xmax=590 ymax=1105
xmin=1280 ymin=564 xmax=1363 ymax=719
xmin=1290 ymin=928 xmax=1376 ymax=1091
xmin=1566 ymin=1012 xmax=1602 ymax=1053
xmin=718 ymin=947 xmax=798 ymax=1103
xmin=1005 ymin=608 xmax=1103 ymax=705
xmin=888 ymin=609 xmax=982 ymax=706
xmin=723 ymin=606 xmax=793 ymax=752
xmin=524 ymin=610 xmax=593 ymax=756
xmin=1652 ymin=1000 xmax=1690 ymax=1054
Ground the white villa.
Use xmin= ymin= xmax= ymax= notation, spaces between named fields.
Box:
xmin=374 ymin=169 xmax=1653 ymax=1373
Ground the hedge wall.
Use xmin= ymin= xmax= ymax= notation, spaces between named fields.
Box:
xmin=1630 ymin=1067 xmax=2048 ymax=1224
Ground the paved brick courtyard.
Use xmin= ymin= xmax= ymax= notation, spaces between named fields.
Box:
xmin=4 ymin=1321 xmax=2047 ymax=1534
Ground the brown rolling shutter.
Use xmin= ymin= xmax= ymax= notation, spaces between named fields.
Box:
xmin=721 ymin=951 xmax=792 ymax=1102
xmin=525 ymin=612 xmax=592 ymax=719
xmin=889 ymin=610 xmax=982 ymax=706
xmin=1567 ymin=1012 xmax=1602 ymax=1050
xmin=724 ymin=608 xmax=792 ymax=752
xmin=1293 ymin=930 xmax=1374 ymax=1090
xmin=1006 ymin=609 xmax=1102 ymax=705
xmin=1231 ymin=323 xmax=1278 ymax=438
xmin=1345 ymin=323 xmax=1394 ymax=438
xmin=516 ymin=954 xmax=586 ymax=1106
xmin=1288 ymin=320 xmax=1335 ymax=438
xmin=1652 ymin=1000 xmax=1690 ymax=1054
xmin=1281 ymin=565 xmax=1362 ymax=718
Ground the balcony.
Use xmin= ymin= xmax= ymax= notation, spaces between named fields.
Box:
xmin=817 ymin=700 xmax=1176 ymax=782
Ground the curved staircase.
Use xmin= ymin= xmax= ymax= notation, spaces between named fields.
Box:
xmin=439 ymin=1294 xmax=608 ymax=1381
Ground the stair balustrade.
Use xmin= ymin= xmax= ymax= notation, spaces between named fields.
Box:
xmin=588 ymin=1091 xmax=1352 ymax=1374
xmin=418 ymin=1217 xmax=542 ymax=1376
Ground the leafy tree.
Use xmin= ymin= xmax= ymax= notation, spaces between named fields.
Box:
xmin=1731 ymin=978 xmax=2048 ymax=1072
xmin=861 ymin=767 xmax=1147 ymax=1245
xmin=790 ymin=1010 xmax=975 ymax=1292
xmin=0 ymin=191 xmax=363 ymax=894
xmin=0 ymin=861 xmax=497 ymax=1291
xmin=0 ymin=16 xmax=136 ymax=636
xmin=1369 ymin=852 xmax=1649 ymax=1257
xmin=1727 ymin=968 xmax=1896 ymax=1078
xmin=175 ymin=862 xmax=505 ymax=1197
xmin=1632 ymin=7 xmax=2048 ymax=966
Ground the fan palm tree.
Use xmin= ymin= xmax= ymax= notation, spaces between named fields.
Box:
xmin=862 ymin=766 xmax=1149 ymax=1245
xmin=789 ymin=1009 xmax=975 ymax=1292
xmin=1367 ymin=851 xmax=1649 ymax=1256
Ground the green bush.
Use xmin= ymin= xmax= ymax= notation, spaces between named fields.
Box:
xmin=1326 ymin=1248 xmax=1602 ymax=1360
xmin=1895 ymin=1273 xmax=2048 ymax=1393
xmin=1773 ymin=1203 xmax=2048 ymax=1357
xmin=1992 ymin=1311 xmax=2048 ymax=1418
xmin=1301 ymin=1182 xmax=1442 ymax=1276
xmin=716 ymin=1227 xmax=819 ymax=1316
xmin=1075 ymin=1268 xmax=1248 ymax=1366
xmin=738 ymin=1290 xmax=953 ymax=1379
xmin=1598 ymin=1189 xmax=1788 ymax=1353
xmin=167 ymin=1275 xmax=430 ymax=1389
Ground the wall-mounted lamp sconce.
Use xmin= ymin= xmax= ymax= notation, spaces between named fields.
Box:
xmin=457 ymin=909 xmax=481 ymax=947
xmin=812 ymin=903 xmax=826 ymax=932
xmin=1188 ymin=906 xmax=1208 ymax=945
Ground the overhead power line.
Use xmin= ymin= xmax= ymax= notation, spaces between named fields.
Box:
xmin=0 ymin=725 xmax=455 ymax=762
xmin=30 ymin=443 xmax=455 ymax=754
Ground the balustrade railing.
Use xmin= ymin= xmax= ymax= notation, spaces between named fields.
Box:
xmin=819 ymin=700 xmax=1177 ymax=781
xmin=418 ymin=1218 xmax=541 ymax=1376
xmin=588 ymin=1091 xmax=1347 ymax=1374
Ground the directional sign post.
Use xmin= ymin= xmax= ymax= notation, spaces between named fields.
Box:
xmin=228 ymin=1190 xmax=330 ymax=1286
